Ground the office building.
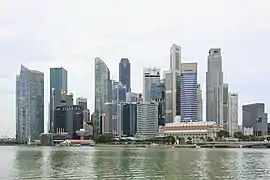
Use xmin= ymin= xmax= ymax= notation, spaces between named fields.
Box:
xmin=76 ymin=97 xmax=87 ymax=110
xmin=150 ymin=79 xmax=166 ymax=126
xmin=228 ymin=93 xmax=238 ymax=136
xmin=223 ymin=83 xmax=229 ymax=131
xmin=242 ymin=103 xmax=268 ymax=136
xmin=143 ymin=67 xmax=160 ymax=101
xmin=268 ymin=123 xmax=270 ymax=135
xmin=122 ymin=103 xmax=137 ymax=136
xmin=119 ymin=58 xmax=131 ymax=92
xmin=180 ymin=63 xmax=197 ymax=121
xmin=66 ymin=93 xmax=73 ymax=106
xmin=197 ymin=84 xmax=203 ymax=121
xmin=94 ymin=57 xmax=112 ymax=135
xmin=16 ymin=65 xmax=44 ymax=143
xmin=54 ymin=105 xmax=83 ymax=139
xmin=49 ymin=67 xmax=68 ymax=133
xmin=206 ymin=48 xmax=223 ymax=124
xmin=104 ymin=102 xmax=114 ymax=134
xmin=136 ymin=101 xmax=158 ymax=139
xmin=126 ymin=92 xmax=142 ymax=103
xmin=164 ymin=44 xmax=181 ymax=123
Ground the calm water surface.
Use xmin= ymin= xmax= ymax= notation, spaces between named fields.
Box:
xmin=0 ymin=146 xmax=270 ymax=180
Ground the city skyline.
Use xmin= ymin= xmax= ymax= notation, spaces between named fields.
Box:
xmin=1 ymin=1 xmax=270 ymax=136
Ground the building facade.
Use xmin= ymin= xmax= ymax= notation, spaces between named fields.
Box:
xmin=76 ymin=97 xmax=87 ymax=110
xmin=16 ymin=65 xmax=44 ymax=143
xmin=223 ymin=83 xmax=229 ymax=131
xmin=49 ymin=67 xmax=68 ymax=133
xmin=104 ymin=102 xmax=114 ymax=134
xmin=122 ymin=103 xmax=137 ymax=136
xmin=196 ymin=84 xmax=203 ymax=121
xmin=162 ymin=121 xmax=223 ymax=142
xmin=119 ymin=58 xmax=131 ymax=92
xmin=150 ymin=79 xmax=165 ymax=126
xmin=126 ymin=92 xmax=142 ymax=103
xmin=242 ymin=103 xmax=268 ymax=136
xmin=66 ymin=93 xmax=73 ymax=106
xmin=54 ymin=105 xmax=83 ymax=139
xmin=164 ymin=44 xmax=181 ymax=123
xmin=206 ymin=48 xmax=223 ymax=124
xmin=228 ymin=93 xmax=238 ymax=136
xmin=180 ymin=63 xmax=197 ymax=121
xmin=136 ymin=102 xmax=158 ymax=139
xmin=94 ymin=57 xmax=112 ymax=135
xmin=143 ymin=67 xmax=160 ymax=101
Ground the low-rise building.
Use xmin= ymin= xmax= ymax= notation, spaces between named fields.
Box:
xmin=162 ymin=121 xmax=223 ymax=141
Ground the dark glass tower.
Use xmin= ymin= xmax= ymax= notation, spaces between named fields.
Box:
xmin=119 ymin=58 xmax=131 ymax=92
xmin=49 ymin=67 xmax=68 ymax=133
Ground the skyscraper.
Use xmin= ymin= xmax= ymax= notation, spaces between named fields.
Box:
xmin=76 ymin=97 xmax=87 ymax=110
xmin=180 ymin=63 xmax=198 ymax=121
xmin=119 ymin=58 xmax=131 ymax=92
xmin=206 ymin=48 xmax=223 ymax=124
xmin=242 ymin=103 xmax=268 ymax=136
xmin=49 ymin=67 xmax=68 ymax=133
xmin=112 ymin=81 xmax=127 ymax=137
xmin=143 ymin=67 xmax=160 ymax=101
xmin=164 ymin=44 xmax=181 ymax=122
xmin=223 ymin=83 xmax=229 ymax=131
xmin=196 ymin=84 xmax=203 ymax=121
xmin=16 ymin=65 xmax=44 ymax=143
xmin=94 ymin=57 xmax=112 ymax=135
xmin=136 ymin=101 xmax=158 ymax=139
xmin=228 ymin=93 xmax=238 ymax=136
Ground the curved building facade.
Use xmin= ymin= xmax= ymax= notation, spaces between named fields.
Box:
xmin=94 ymin=57 xmax=112 ymax=135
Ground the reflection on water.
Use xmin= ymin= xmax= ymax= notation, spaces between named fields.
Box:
xmin=0 ymin=147 xmax=270 ymax=179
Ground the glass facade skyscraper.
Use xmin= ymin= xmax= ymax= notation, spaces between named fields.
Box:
xmin=180 ymin=63 xmax=197 ymax=121
xmin=16 ymin=65 xmax=44 ymax=143
xmin=119 ymin=58 xmax=131 ymax=92
xmin=49 ymin=67 xmax=67 ymax=133
xmin=94 ymin=57 xmax=111 ymax=135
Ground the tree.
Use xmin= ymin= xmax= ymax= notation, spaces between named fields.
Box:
xmin=166 ymin=135 xmax=176 ymax=144
xmin=217 ymin=130 xmax=230 ymax=139
xmin=233 ymin=131 xmax=244 ymax=139
xmin=207 ymin=137 xmax=214 ymax=142
xmin=200 ymin=137 xmax=205 ymax=141
xmin=96 ymin=134 xmax=113 ymax=143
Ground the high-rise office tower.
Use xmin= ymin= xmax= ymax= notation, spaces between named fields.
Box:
xmin=111 ymin=81 xmax=127 ymax=137
xmin=180 ymin=63 xmax=198 ymax=121
xmin=143 ymin=67 xmax=160 ymax=101
xmin=94 ymin=57 xmax=112 ymax=135
xmin=150 ymin=79 xmax=166 ymax=126
xmin=206 ymin=48 xmax=223 ymax=124
xmin=76 ymin=97 xmax=87 ymax=110
xmin=49 ymin=67 xmax=68 ymax=133
xmin=223 ymin=83 xmax=229 ymax=131
xmin=122 ymin=102 xmax=137 ymax=136
xmin=228 ymin=93 xmax=238 ymax=136
xmin=126 ymin=92 xmax=142 ymax=103
xmin=242 ymin=103 xmax=268 ymax=136
xmin=164 ymin=44 xmax=181 ymax=122
xmin=196 ymin=84 xmax=203 ymax=121
xmin=119 ymin=58 xmax=131 ymax=92
xmin=66 ymin=93 xmax=73 ymax=106
xmin=136 ymin=101 xmax=158 ymax=139
xmin=16 ymin=65 xmax=44 ymax=143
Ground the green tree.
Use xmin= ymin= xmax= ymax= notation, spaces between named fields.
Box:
xmin=217 ymin=130 xmax=230 ymax=139
xmin=166 ymin=135 xmax=176 ymax=144
xmin=233 ymin=131 xmax=244 ymax=139
xmin=207 ymin=137 xmax=214 ymax=142
xmin=96 ymin=134 xmax=113 ymax=143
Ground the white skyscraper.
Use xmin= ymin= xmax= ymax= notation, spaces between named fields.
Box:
xmin=16 ymin=65 xmax=44 ymax=143
xmin=164 ymin=44 xmax=181 ymax=122
xmin=136 ymin=101 xmax=158 ymax=139
xmin=206 ymin=48 xmax=223 ymax=124
xmin=143 ymin=67 xmax=160 ymax=101
xmin=228 ymin=93 xmax=238 ymax=136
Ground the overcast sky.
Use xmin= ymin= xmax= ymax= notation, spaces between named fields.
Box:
xmin=1 ymin=0 xmax=270 ymax=136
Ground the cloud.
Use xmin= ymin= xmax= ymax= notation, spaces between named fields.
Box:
xmin=1 ymin=0 xmax=270 ymax=136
